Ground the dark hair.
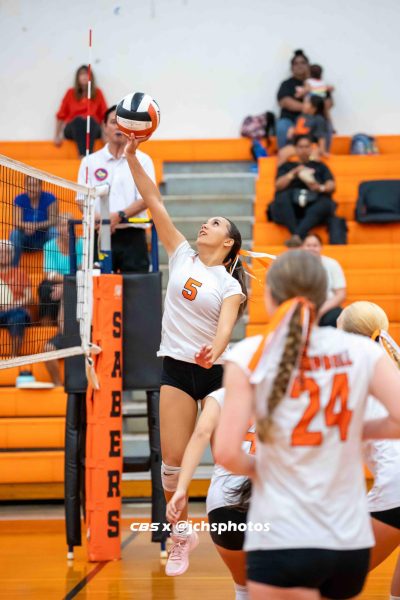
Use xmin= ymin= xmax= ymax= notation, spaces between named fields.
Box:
xmin=304 ymin=232 xmax=323 ymax=245
xmin=223 ymin=218 xmax=247 ymax=318
xmin=310 ymin=64 xmax=323 ymax=79
xmin=104 ymin=105 xmax=117 ymax=124
xmin=291 ymin=49 xmax=309 ymax=66
xmin=227 ymin=478 xmax=252 ymax=512
xmin=293 ymin=134 xmax=312 ymax=146
xmin=74 ymin=65 xmax=97 ymax=100
xmin=308 ymin=95 xmax=325 ymax=116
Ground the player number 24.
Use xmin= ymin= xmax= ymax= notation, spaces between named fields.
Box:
xmin=290 ymin=373 xmax=352 ymax=446
xmin=182 ymin=278 xmax=202 ymax=301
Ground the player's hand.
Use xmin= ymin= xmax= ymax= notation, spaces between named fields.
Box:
xmin=166 ymin=489 xmax=187 ymax=524
xmin=195 ymin=345 xmax=214 ymax=369
xmin=123 ymin=133 xmax=151 ymax=156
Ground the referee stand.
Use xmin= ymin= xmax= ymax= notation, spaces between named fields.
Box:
xmin=63 ymin=209 xmax=167 ymax=561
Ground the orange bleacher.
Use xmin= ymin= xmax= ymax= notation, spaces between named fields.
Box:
xmin=249 ymin=145 xmax=400 ymax=343
xmin=0 ymin=137 xmax=400 ymax=498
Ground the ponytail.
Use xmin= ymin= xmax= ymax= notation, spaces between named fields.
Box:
xmin=227 ymin=478 xmax=252 ymax=513
xmin=223 ymin=218 xmax=248 ymax=319
xmin=225 ymin=257 xmax=247 ymax=318
xmin=257 ymin=305 xmax=304 ymax=442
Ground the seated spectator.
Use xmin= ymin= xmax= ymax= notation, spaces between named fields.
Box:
xmin=268 ymin=135 xmax=336 ymax=246
xmin=276 ymin=49 xmax=310 ymax=149
xmin=38 ymin=213 xmax=83 ymax=324
xmin=280 ymin=95 xmax=329 ymax=161
xmin=54 ymin=65 xmax=107 ymax=157
xmin=0 ymin=241 xmax=32 ymax=356
xmin=302 ymin=233 xmax=346 ymax=327
xmin=10 ymin=176 xmax=58 ymax=266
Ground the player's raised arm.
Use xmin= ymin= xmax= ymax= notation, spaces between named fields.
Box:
xmin=124 ymin=135 xmax=185 ymax=256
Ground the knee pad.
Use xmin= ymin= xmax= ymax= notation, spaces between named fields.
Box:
xmin=161 ymin=461 xmax=181 ymax=492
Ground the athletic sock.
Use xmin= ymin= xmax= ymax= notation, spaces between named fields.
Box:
xmin=171 ymin=521 xmax=191 ymax=538
xmin=389 ymin=595 xmax=400 ymax=600
xmin=234 ymin=583 xmax=248 ymax=600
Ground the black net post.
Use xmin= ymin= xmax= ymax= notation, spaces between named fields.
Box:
xmin=146 ymin=390 xmax=168 ymax=543
xmin=64 ymin=392 xmax=86 ymax=551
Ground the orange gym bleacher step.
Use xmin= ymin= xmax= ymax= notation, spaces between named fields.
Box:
xmin=0 ymin=417 xmax=65 ymax=448
xmin=0 ymin=362 xmax=55 ymax=387
xmin=249 ymin=295 xmax=400 ymax=325
xmin=2 ymin=136 xmax=400 ymax=162
xmin=250 ymin=268 xmax=400 ymax=297
xmin=246 ymin=323 xmax=400 ymax=344
xmin=252 ymin=245 xmax=400 ymax=270
xmin=253 ymin=222 xmax=400 ymax=246
xmin=0 ymin=450 xmax=64 ymax=484
xmin=0 ymin=387 xmax=66 ymax=417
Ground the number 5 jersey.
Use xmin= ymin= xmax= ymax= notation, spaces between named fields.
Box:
xmin=158 ymin=241 xmax=245 ymax=364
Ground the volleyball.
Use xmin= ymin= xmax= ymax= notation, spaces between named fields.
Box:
xmin=116 ymin=92 xmax=160 ymax=139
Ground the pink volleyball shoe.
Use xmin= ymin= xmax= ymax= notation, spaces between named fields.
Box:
xmin=165 ymin=530 xmax=199 ymax=576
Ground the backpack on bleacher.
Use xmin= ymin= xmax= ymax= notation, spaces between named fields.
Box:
xmin=241 ymin=111 xmax=276 ymax=141
xmin=350 ymin=133 xmax=378 ymax=155
xmin=355 ymin=180 xmax=400 ymax=223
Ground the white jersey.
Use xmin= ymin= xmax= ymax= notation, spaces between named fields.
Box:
xmin=227 ymin=327 xmax=384 ymax=551
xmin=364 ymin=395 xmax=400 ymax=512
xmin=157 ymin=241 xmax=245 ymax=364
xmin=206 ymin=388 xmax=255 ymax=514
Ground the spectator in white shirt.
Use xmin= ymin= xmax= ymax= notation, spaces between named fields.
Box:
xmin=302 ymin=233 xmax=346 ymax=327
xmin=77 ymin=105 xmax=156 ymax=272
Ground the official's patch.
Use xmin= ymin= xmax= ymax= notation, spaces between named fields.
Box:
xmin=94 ymin=168 xmax=108 ymax=181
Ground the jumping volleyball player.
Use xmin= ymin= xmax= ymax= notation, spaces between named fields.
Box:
xmin=215 ymin=250 xmax=400 ymax=600
xmin=338 ymin=301 xmax=400 ymax=600
xmin=166 ymin=387 xmax=253 ymax=598
xmin=124 ymin=135 xmax=247 ymax=576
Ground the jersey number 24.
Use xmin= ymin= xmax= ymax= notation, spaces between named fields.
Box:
xmin=290 ymin=373 xmax=352 ymax=446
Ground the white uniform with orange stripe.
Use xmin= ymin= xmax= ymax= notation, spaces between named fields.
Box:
xmin=364 ymin=396 xmax=400 ymax=513
xmin=206 ymin=387 xmax=255 ymax=514
xmin=157 ymin=241 xmax=245 ymax=364
xmin=227 ymin=327 xmax=383 ymax=551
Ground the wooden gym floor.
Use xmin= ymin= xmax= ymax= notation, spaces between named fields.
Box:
xmin=0 ymin=504 xmax=397 ymax=599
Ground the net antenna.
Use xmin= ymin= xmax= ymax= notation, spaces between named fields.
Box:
xmin=85 ymin=28 xmax=92 ymax=186
xmin=0 ymin=154 xmax=103 ymax=371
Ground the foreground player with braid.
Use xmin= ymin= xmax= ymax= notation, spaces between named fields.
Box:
xmin=215 ymin=250 xmax=400 ymax=600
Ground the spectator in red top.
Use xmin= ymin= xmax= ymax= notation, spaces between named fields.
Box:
xmin=54 ymin=65 xmax=107 ymax=157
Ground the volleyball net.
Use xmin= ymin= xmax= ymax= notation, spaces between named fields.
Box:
xmin=0 ymin=154 xmax=97 ymax=369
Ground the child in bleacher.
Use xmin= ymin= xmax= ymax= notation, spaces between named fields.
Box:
xmin=297 ymin=64 xmax=335 ymax=99
xmin=279 ymin=95 xmax=329 ymax=163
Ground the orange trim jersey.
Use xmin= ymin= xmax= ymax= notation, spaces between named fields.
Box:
xmin=227 ymin=327 xmax=383 ymax=551
xmin=157 ymin=241 xmax=245 ymax=364
xmin=364 ymin=396 xmax=400 ymax=512
xmin=206 ymin=388 xmax=255 ymax=513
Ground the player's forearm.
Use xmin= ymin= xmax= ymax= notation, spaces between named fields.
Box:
xmin=363 ymin=417 xmax=400 ymax=440
xmin=218 ymin=448 xmax=255 ymax=477
xmin=177 ymin=430 xmax=212 ymax=493
xmin=125 ymin=154 xmax=163 ymax=210
xmin=211 ymin=327 xmax=235 ymax=364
